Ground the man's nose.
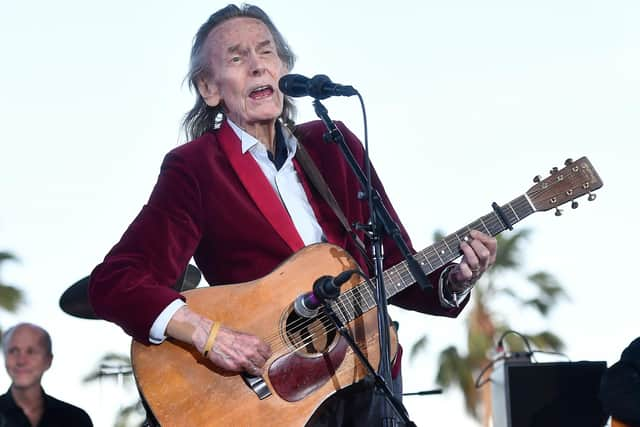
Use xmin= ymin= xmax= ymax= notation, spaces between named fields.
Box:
xmin=15 ymin=352 xmax=27 ymax=364
xmin=248 ymin=53 xmax=266 ymax=75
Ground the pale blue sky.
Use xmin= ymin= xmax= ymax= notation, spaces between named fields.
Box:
xmin=1 ymin=1 xmax=639 ymax=425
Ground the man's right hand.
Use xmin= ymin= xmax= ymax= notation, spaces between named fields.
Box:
xmin=204 ymin=325 xmax=272 ymax=376
xmin=166 ymin=306 xmax=271 ymax=377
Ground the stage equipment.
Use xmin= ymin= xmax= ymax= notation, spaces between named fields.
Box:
xmin=491 ymin=354 xmax=607 ymax=427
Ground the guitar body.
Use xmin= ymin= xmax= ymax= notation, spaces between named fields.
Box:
xmin=131 ymin=243 xmax=397 ymax=427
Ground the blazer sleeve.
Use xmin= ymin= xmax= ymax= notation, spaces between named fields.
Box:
xmin=89 ymin=149 xmax=204 ymax=343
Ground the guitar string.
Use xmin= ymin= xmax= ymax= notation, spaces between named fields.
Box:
xmin=260 ymin=283 xmax=376 ymax=352
xmin=259 ymin=199 xmax=534 ymax=353
xmin=264 ymin=281 xmax=386 ymax=355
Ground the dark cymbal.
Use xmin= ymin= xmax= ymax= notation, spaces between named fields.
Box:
xmin=176 ymin=264 xmax=202 ymax=292
xmin=59 ymin=276 xmax=95 ymax=319
xmin=59 ymin=265 xmax=202 ymax=320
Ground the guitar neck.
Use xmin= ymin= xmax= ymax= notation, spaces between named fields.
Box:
xmin=330 ymin=194 xmax=534 ymax=323
xmin=385 ymin=194 xmax=534 ymax=296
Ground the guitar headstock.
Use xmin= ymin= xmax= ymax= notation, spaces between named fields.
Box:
xmin=527 ymin=157 xmax=603 ymax=213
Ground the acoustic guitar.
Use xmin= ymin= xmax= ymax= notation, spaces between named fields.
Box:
xmin=132 ymin=157 xmax=602 ymax=426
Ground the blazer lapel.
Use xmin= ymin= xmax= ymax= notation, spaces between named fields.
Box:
xmin=216 ymin=122 xmax=305 ymax=252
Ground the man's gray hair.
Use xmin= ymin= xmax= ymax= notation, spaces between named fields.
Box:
xmin=182 ymin=4 xmax=297 ymax=141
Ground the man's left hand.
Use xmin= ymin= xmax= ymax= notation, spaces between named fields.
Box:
xmin=448 ymin=229 xmax=497 ymax=292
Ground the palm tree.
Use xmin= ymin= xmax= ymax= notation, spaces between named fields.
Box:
xmin=0 ymin=251 xmax=25 ymax=341
xmin=82 ymin=352 xmax=146 ymax=427
xmin=0 ymin=251 xmax=23 ymax=312
xmin=410 ymin=229 xmax=567 ymax=425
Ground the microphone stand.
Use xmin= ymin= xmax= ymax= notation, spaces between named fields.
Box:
xmin=312 ymin=99 xmax=430 ymax=426
xmin=323 ymin=298 xmax=416 ymax=427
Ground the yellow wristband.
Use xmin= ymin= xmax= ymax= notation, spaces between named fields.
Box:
xmin=202 ymin=321 xmax=221 ymax=358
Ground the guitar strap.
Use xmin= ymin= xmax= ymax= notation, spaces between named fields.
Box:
xmin=294 ymin=137 xmax=404 ymax=378
xmin=293 ymin=137 xmax=373 ymax=272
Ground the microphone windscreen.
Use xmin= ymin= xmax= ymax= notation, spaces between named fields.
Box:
xmin=278 ymin=74 xmax=310 ymax=97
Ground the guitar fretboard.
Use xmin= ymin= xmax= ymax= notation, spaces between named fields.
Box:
xmin=327 ymin=195 xmax=535 ymax=324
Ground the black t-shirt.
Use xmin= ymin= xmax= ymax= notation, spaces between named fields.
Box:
xmin=0 ymin=388 xmax=92 ymax=427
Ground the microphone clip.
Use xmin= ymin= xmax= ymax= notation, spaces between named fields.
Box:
xmin=293 ymin=269 xmax=358 ymax=319
xmin=312 ymin=275 xmax=341 ymax=301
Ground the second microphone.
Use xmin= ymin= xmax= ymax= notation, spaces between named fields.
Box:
xmin=278 ymin=74 xmax=357 ymax=100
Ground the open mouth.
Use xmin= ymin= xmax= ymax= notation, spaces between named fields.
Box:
xmin=249 ymin=85 xmax=274 ymax=100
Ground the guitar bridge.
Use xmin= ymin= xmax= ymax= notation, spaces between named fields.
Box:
xmin=241 ymin=373 xmax=272 ymax=400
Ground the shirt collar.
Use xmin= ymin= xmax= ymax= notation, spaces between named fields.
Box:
xmin=2 ymin=387 xmax=53 ymax=410
xmin=226 ymin=118 xmax=298 ymax=157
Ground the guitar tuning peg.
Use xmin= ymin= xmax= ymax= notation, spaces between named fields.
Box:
xmin=571 ymin=201 xmax=579 ymax=209
xmin=533 ymin=175 xmax=542 ymax=183
xmin=555 ymin=208 xmax=563 ymax=216
xmin=550 ymin=167 xmax=559 ymax=175
xmin=588 ymin=192 xmax=597 ymax=201
xmin=564 ymin=158 xmax=574 ymax=166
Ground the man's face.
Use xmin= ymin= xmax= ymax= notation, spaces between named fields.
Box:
xmin=4 ymin=326 xmax=52 ymax=390
xmin=198 ymin=17 xmax=288 ymax=130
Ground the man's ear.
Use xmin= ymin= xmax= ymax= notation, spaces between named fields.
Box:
xmin=45 ymin=354 xmax=53 ymax=372
xmin=197 ymin=76 xmax=221 ymax=107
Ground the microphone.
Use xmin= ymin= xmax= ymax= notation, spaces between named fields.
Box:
xmin=293 ymin=269 xmax=357 ymax=318
xmin=278 ymin=74 xmax=357 ymax=100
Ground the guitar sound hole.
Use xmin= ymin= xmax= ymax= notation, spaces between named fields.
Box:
xmin=284 ymin=311 xmax=337 ymax=356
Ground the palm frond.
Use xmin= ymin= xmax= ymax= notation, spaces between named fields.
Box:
xmin=494 ymin=286 xmax=518 ymax=299
xmin=0 ymin=284 xmax=23 ymax=312
xmin=527 ymin=331 xmax=565 ymax=352
xmin=409 ymin=336 xmax=428 ymax=361
xmin=490 ymin=230 xmax=531 ymax=272
xmin=467 ymin=332 xmax=494 ymax=364
xmin=0 ymin=252 xmax=18 ymax=264
xmin=522 ymin=298 xmax=551 ymax=316
xmin=432 ymin=230 xmax=446 ymax=242
xmin=435 ymin=346 xmax=463 ymax=388
xmin=527 ymin=271 xmax=569 ymax=301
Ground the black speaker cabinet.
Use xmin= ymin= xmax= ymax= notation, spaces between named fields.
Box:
xmin=490 ymin=357 xmax=607 ymax=427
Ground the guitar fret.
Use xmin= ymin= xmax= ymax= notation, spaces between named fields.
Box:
xmin=507 ymin=202 xmax=520 ymax=222
xmin=485 ymin=213 xmax=503 ymax=235
xmin=359 ymin=280 xmax=376 ymax=311
xmin=445 ymin=236 xmax=460 ymax=254
xmin=426 ymin=249 xmax=443 ymax=268
xmin=389 ymin=268 xmax=402 ymax=288
xmin=341 ymin=292 xmax=355 ymax=321
xmin=418 ymin=252 xmax=434 ymax=271
xmin=351 ymin=287 xmax=367 ymax=317
xmin=399 ymin=268 xmax=413 ymax=284
xmin=337 ymin=297 xmax=350 ymax=321
xmin=330 ymin=299 xmax=349 ymax=324
xmin=469 ymin=220 xmax=485 ymax=235
xmin=478 ymin=217 xmax=490 ymax=234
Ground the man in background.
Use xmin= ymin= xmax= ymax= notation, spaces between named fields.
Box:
xmin=0 ymin=322 xmax=92 ymax=427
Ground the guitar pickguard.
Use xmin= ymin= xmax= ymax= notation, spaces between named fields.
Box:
xmin=269 ymin=335 xmax=347 ymax=402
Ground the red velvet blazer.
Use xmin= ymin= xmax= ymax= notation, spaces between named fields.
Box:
xmin=89 ymin=120 xmax=464 ymax=343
